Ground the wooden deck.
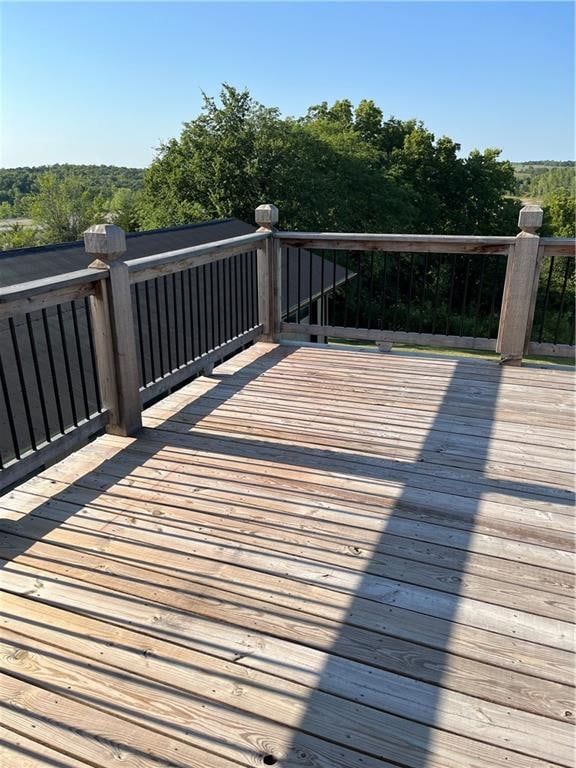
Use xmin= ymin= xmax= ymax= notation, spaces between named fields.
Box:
xmin=0 ymin=341 xmax=574 ymax=768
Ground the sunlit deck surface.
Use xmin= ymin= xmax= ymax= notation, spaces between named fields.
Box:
xmin=0 ymin=342 xmax=574 ymax=768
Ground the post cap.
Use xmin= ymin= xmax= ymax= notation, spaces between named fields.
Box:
xmin=518 ymin=205 xmax=543 ymax=234
xmin=84 ymin=223 xmax=127 ymax=266
xmin=255 ymin=204 xmax=279 ymax=229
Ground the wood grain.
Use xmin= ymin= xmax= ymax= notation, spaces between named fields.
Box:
xmin=0 ymin=341 xmax=573 ymax=768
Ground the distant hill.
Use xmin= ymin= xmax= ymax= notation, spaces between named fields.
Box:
xmin=512 ymin=161 xmax=575 ymax=198
xmin=0 ymin=164 xmax=146 ymax=214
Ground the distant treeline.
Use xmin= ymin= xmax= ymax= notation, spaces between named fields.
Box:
xmin=0 ymin=164 xmax=145 ymax=215
xmin=512 ymin=161 xmax=575 ymax=197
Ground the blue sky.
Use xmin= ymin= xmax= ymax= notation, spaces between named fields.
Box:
xmin=1 ymin=1 xmax=573 ymax=167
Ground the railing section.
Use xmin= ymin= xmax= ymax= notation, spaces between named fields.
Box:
xmin=1 ymin=203 xmax=573 ymax=492
xmin=529 ymin=251 xmax=575 ymax=354
xmin=281 ymin=243 xmax=508 ymax=351
xmin=132 ymin=249 xmax=260 ymax=404
xmin=0 ymin=229 xmax=268 ymax=492
xmin=0 ymin=271 xmax=109 ymax=488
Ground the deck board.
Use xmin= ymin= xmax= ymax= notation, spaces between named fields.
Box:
xmin=0 ymin=342 xmax=574 ymax=768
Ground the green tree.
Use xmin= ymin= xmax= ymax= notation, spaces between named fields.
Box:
xmin=141 ymin=86 xmax=520 ymax=237
xmin=542 ymin=189 xmax=575 ymax=237
xmin=108 ymin=187 xmax=142 ymax=232
xmin=0 ymin=222 xmax=42 ymax=251
xmin=27 ymin=172 xmax=106 ymax=242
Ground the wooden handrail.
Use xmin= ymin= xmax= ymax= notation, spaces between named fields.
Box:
xmin=0 ymin=268 xmax=106 ymax=319
xmin=277 ymin=232 xmax=516 ymax=254
xmin=540 ymin=238 xmax=576 ymax=257
xmin=127 ymin=231 xmax=270 ymax=283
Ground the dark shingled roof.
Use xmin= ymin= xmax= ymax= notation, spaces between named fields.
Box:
xmin=0 ymin=218 xmax=348 ymax=314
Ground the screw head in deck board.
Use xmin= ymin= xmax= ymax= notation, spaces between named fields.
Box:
xmin=255 ymin=204 xmax=279 ymax=229
xmin=518 ymin=205 xmax=543 ymax=233
xmin=84 ymin=223 xmax=127 ymax=267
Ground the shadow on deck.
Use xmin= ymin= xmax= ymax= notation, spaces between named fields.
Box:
xmin=0 ymin=342 xmax=573 ymax=768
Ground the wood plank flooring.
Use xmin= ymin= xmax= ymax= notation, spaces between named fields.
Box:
xmin=0 ymin=341 xmax=574 ymax=768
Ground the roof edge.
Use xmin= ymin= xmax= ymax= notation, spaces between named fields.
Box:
xmin=0 ymin=218 xmax=240 ymax=259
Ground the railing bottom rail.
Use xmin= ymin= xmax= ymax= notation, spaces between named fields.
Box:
xmin=281 ymin=323 xmax=497 ymax=351
xmin=141 ymin=325 xmax=263 ymax=405
xmin=0 ymin=412 xmax=109 ymax=493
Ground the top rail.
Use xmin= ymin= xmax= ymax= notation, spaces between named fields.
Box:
xmin=540 ymin=238 xmax=576 ymax=257
xmin=128 ymin=231 xmax=270 ymax=283
xmin=0 ymin=268 xmax=107 ymax=319
xmin=277 ymin=232 xmax=516 ymax=254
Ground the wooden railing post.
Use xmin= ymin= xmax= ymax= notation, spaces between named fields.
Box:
xmin=255 ymin=204 xmax=281 ymax=341
xmin=496 ymin=205 xmax=544 ymax=366
xmin=84 ymin=224 xmax=142 ymax=435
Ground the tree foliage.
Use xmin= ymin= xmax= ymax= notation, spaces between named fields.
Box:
xmin=140 ymin=85 xmax=518 ymax=236
xmin=541 ymin=189 xmax=576 ymax=237
xmin=26 ymin=172 xmax=108 ymax=243
xmin=0 ymin=164 xmax=144 ymax=217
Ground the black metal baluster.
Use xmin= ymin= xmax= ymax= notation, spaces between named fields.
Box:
xmin=393 ymin=255 xmax=401 ymax=331
xmin=134 ymin=282 xmax=147 ymax=386
xmin=203 ymin=265 xmax=211 ymax=352
xmin=221 ymin=260 xmax=228 ymax=342
xmin=57 ymin=304 xmax=78 ymax=427
xmin=211 ymin=261 xmax=218 ymax=345
xmin=297 ymin=248 xmax=302 ymax=324
xmin=144 ymin=281 xmax=157 ymax=381
xmin=537 ymin=256 xmax=555 ymax=342
xmin=228 ymin=257 xmax=234 ymax=338
xmin=163 ymin=276 xmax=173 ymax=372
xmin=0 ymin=351 xmax=20 ymax=460
xmin=343 ymin=251 xmax=350 ymax=327
xmin=354 ymin=251 xmax=365 ymax=328
xmin=285 ymin=247 xmax=291 ymax=322
xmin=84 ymin=296 xmax=102 ymax=412
xmin=445 ymin=255 xmax=457 ymax=335
xmin=488 ymin=256 xmax=501 ymax=338
xmin=308 ymin=247 xmax=314 ymax=325
xmin=431 ymin=255 xmax=441 ymax=334
xmin=71 ymin=301 xmax=91 ymax=421
xmin=406 ymin=254 xmax=415 ymax=332
xmin=187 ymin=269 xmax=196 ymax=360
xmin=250 ymin=251 xmax=255 ymax=328
xmin=553 ymin=258 xmax=572 ymax=344
xmin=42 ymin=308 xmax=65 ymax=434
xmin=233 ymin=256 xmax=240 ymax=339
xmin=26 ymin=313 xmax=51 ymax=443
xmin=319 ymin=248 xmax=325 ymax=327
xmin=241 ymin=252 xmax=248 ymax=333
xmin=197 ymin=266 xmax=205 ymax=353
xmin=472 ymin=255 xmax=486 ymax=338
xmin=459 ymin=256 xmax=471 ymax=337
xmin=367 ymin=252 xmax=375 ymax=330
xmin=379 ymin=252 xmax=389 ymax=330
xmin=180 ymin=271 xmax=188 ymax=363
xmin=154 ymin=278 xmax=165 ymax=376
xmin=210 ymin=261 xmax=218 ymax=346
xmin=195 ymin=268 xmax=203 ymax=355
xmin=218 ymin=259 xmax=225 ymax=342
xmin=172 ymin=273 xmax=180 ymax=368
xmin=419 ymin=254 xmax=428 ymax=333
xmin=9 ymin=316 xmax=37 ymax=449
xmin=332 ymin=250 xmax=338 ymax=327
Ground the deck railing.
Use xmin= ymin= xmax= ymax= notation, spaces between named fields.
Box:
xmin=0 ymin=202 xmax=574 ymax=490
xmin=0 ymin=228 xmax=267 ymax=489
xmin=278 ymin=208 xmax=575 ymax=359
